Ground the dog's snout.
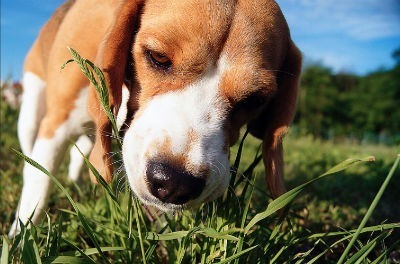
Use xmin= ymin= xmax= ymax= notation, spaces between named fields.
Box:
xmin=146 ymin=161 xmax=205 ymax=205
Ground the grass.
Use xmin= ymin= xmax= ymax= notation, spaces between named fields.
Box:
xmin=1 ymin=53 xmax=399 ymax=263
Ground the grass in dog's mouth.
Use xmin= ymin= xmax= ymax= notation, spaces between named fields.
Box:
xmin=1 ymin=50 xmax=399 ymax=263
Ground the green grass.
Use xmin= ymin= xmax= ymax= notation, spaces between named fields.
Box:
xmin=1 ymin=54 xmax=399 ymax=263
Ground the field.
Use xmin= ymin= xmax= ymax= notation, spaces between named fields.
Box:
xmin=1 ymin=82 xmax=399 ymax=263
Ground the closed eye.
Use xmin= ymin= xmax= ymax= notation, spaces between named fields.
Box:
xmin=145 ymin=50 xmax=172 ymax=72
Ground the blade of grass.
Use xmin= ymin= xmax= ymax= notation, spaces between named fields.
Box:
xmin=296 ymin=223 xmax=400 ymax=263
xmin=44 ymin=212 xmax=52 ymax=257
xmin=298 ymin=222 xmax=400 ymax=241
xmin=370 ymin=240 xmax=400 ymax=264
xmin=144 ymin=231 xmax=188 ymax=240
xmin=22 ymin=230 xmax=42 ymax=264
xmin=270 ymin=244 xmax=290 ymax=263
xmin=176 ymin=227 xmax=201 ymax=263
xmin=61 ymin=239 xmax=96 ymax=264
xmin=133 ymin=198 xmax=146 ymax=264
xmin=1 ymin=236 xmax=9 ymax=264
xmin=198 ymin=228 xmax=239 ymax=241
xmin=236 ymin=151 xmax=262 ymax=188
xmin=8 ymin=225 xmax=23 ymax=259
xmin=338 ymin=154 xmax=400 ymax=264
xmin=345 ymin=231 xmax=389 ymax=264
xmin=82 ymin=247 xmax=125 ymax=255
xmin=234 ymin=176 xmax=256 ymax=264
xmin=230 ymin=130 xmax=249 ymax=184
xmin=73 ymin=143 xmax=120 ymax=207
xmin=214 ymin=245 xmax=258 ymax=264
xmin=225 ymin=130 xmax=249 ymax=212
xmin=245 ymin=156 xmax=375 ymax=233
xmin=42 ymin=256 xmax=93 ymax=264
xmin=13 ymin=149 xmax=111 ymax=264
xmin=62 ymin=47 xmax=121 ymax=145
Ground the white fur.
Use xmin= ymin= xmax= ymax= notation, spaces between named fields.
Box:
xmin=18 ymin=72 xmax=46 ymax=156
xmin=9 ymin=88 xmax=92 ymax=237
xmin=123 ymin=57 xmax=231 ymax=211
xmin=116 ymin=85 xmax=130 ymax=130
xmin=68 ymin=135 xmax=93 ymax=181
xmin=67 ymin=85 xmax=128 ymax=182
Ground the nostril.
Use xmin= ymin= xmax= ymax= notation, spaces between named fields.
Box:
xmin=146 ymin=161 xmax=205 ymax=205
xmin=153 ymin=186 xmax=169 ymax=200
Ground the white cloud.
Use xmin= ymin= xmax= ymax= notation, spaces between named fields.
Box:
xmin=276 ymin=0 xmax=400 ymax=74
xmin=278 ymin=0 xmax=400 ymax=40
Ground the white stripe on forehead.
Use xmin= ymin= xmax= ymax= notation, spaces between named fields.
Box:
xmin=133 ymin=55 xmax=230 ymax=156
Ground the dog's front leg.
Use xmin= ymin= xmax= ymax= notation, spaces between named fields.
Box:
xmin=9 ymin=126 xmax=70 ymax=237
xmin=68 ymin=135 xmax=93 ymax=182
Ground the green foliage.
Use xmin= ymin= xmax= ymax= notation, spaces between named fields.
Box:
xmin=1 ymin=133 xmax=399 ymax=262
xmin=296 ymin=50 xmax=400 ymax=144
xmin=3 ymin=132 xmax=399 ymax=263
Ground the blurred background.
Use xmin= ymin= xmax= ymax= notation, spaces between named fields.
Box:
xmin=1 ymin=0 xmax=399 ymax=241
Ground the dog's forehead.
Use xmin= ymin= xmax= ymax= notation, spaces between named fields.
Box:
xmin=135 ymin=0 xmax=287 ymax=100
xmin=140 ymin=0 xmax=235 ymax=53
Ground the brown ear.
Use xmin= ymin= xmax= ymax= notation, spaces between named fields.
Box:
xmin=88 ymin=0 xmax=142 ymax=183
xmin=249 ymin=41 xmax=302 ymax=198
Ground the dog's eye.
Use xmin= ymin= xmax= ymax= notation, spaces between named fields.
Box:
xmin=238 ymin=93 xmax=268 ymax=110
xmin=146 ymin=50 xmax=172 ymax=71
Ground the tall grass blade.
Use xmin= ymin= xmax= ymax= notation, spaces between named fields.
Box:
xmin=44 ymin=212 xmax=52 ymax=257
xmin=145 ymin=231 xmax=189 ymax=240
xmin=61 ymin=239 xmax=96 ymax=264
xmin=198 ymin=228 xmax=239 ymax=241
xmin=234 ymin=176 xmax=256 ymax=264
xmin=133 ymin=198 xmax=147 ymax=264
xmin=231 ymin=130 xmax=249 ymax=183
xmin=42 ymin=256 xmax=93 ymax=264
xmin=215 ymin=245 xmax=258 ymax=264
xmin=245 ymin=156 xmax=375 ymax=233
xmin=1 ymin=236 xmax=9 ymax=264
xmin=62 ymin=47 xmax=121 ymax=145
xmin=298 ymin=223 xmax=399 ymax=241
xmin=338 ymin=154 xmax=400 ymax=264
xmin=13 ymin=149 xmax=111 ymax=264
xmin=344 ymin=231 xmax=389 ymax=264
xmin=176 ymin=227 xmax=201 ymax=263
xmin=73 ymin=144 xmax=120 ymax=206
xmin=82 ymin=247 xmax=125 ymax=255
xmin=22 ymin=230 xmax=42 ymax=264
xmin=7 ymin=225 xmax=23 ymax=259
xmin=370 ymin=240 xmax=400 ymax=264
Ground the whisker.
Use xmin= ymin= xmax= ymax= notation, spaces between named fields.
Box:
xmin=115 ymin=173 xmax=128 ymax=194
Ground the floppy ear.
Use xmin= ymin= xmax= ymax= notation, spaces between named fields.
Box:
xmin=249 ymin=41 xmax=302 ymax=198
xmin=87 ymin=0 xmax=142 ymax=183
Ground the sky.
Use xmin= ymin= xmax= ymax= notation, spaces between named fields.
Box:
xmin=1 ymin=0 xmax=399 ymax=81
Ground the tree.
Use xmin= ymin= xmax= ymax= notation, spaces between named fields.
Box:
xmin=294 ymin=47 xmax=400 ymax=144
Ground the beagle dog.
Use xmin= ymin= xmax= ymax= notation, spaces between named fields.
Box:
xmin=10 ymin=0 xmax=301 ymax=235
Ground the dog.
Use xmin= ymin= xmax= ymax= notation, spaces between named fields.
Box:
xmin=10 ymin=0 xmax=301 ymax=236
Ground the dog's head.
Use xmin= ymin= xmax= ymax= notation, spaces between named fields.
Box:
xmin=88 ymin=0 xmax=301 ymax=211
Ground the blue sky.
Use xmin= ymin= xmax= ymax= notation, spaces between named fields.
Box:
xmin=1 ymin=0 xmax=399 ymax=81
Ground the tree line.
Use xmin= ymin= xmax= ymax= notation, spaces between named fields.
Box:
xmin=293 ymin=48 xmax=400 ymax=145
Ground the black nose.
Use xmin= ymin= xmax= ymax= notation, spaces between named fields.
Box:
xmin=146 ymin=161 xmax=205 ymax=205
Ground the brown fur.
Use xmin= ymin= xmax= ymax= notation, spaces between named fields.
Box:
xmin=24 ymin=0 xmax=117 ymax=140
xmin=27 ymin=0 xmax=301 ymax=198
